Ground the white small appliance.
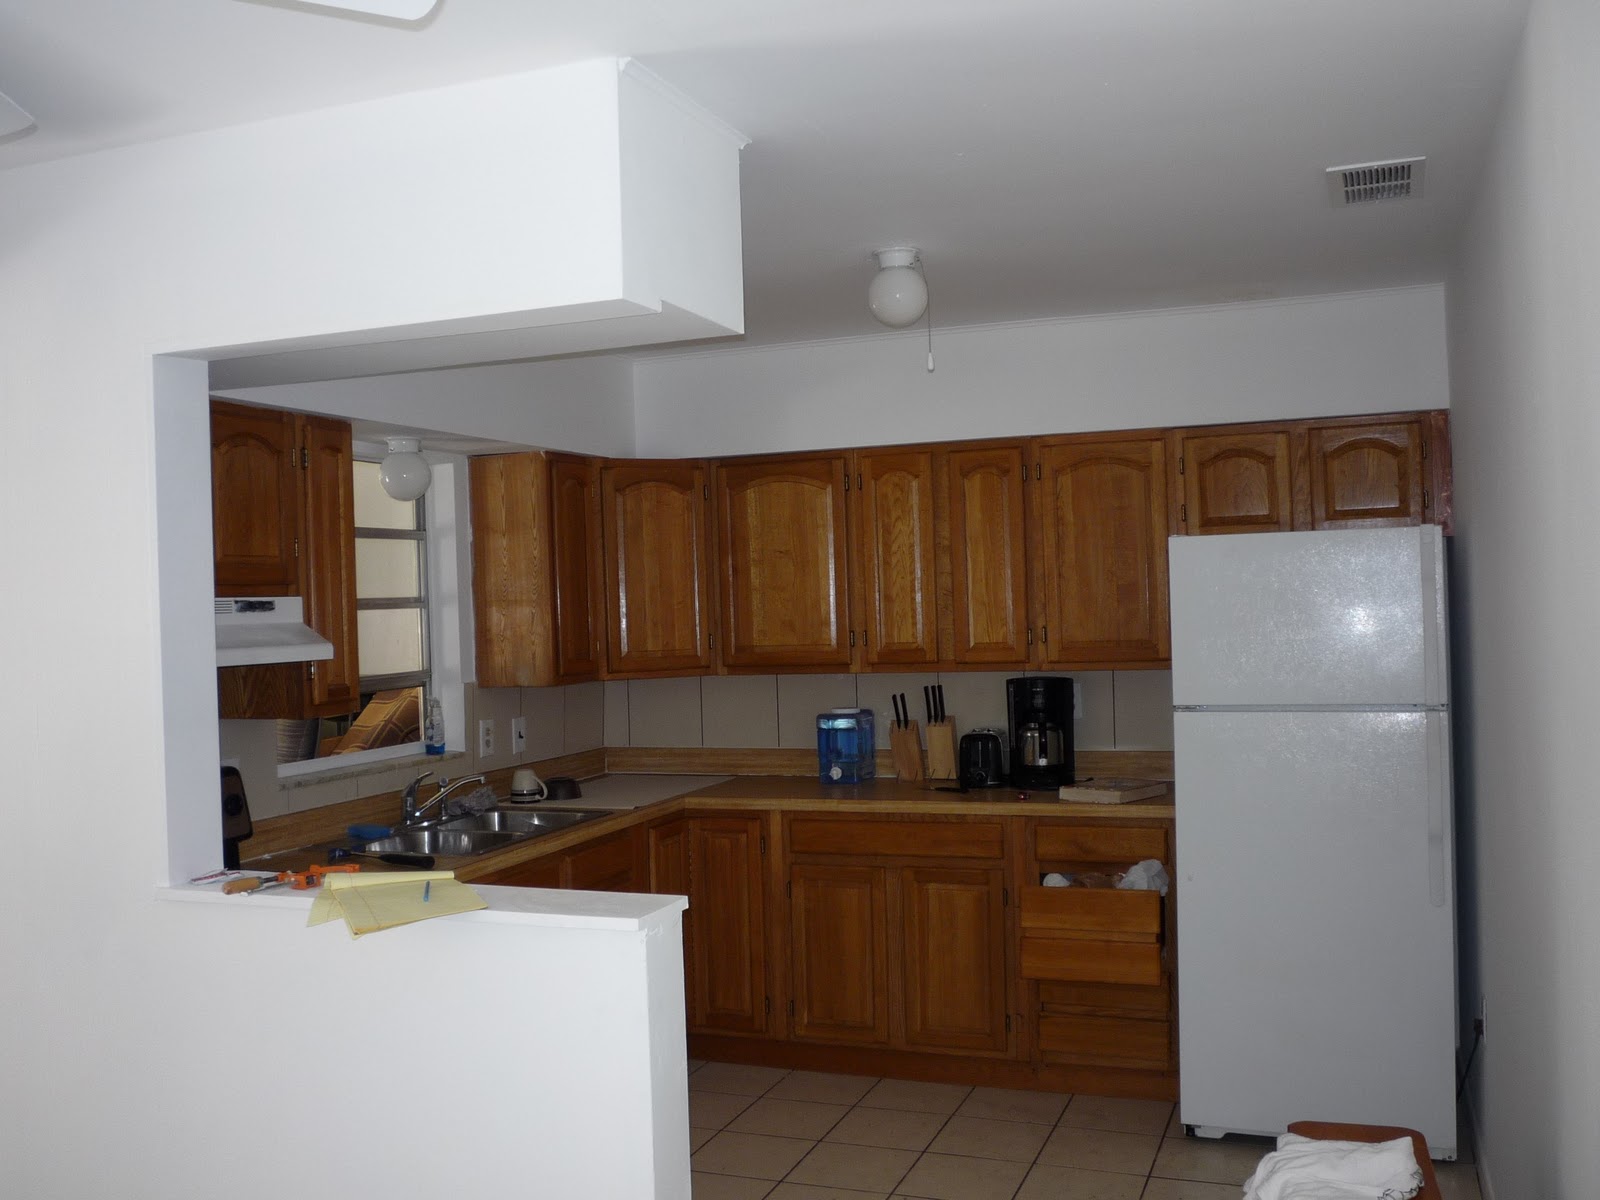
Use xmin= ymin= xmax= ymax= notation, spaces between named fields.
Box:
xmin=1170 ymin=526 xmax=1456 ymax=1158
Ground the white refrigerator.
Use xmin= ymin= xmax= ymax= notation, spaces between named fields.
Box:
xmin=1170 ymin=526 xmax=1457 ymax=1159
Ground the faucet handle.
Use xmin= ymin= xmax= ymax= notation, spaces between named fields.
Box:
xmin=404 ymin=770 xmax=434 ymax=801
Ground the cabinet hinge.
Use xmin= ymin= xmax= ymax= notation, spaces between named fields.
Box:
xmin=1423 ymin=487 xmax=1431 ymax=510
xmin=1035 ymin=463 xmax=1042 ymax=480
xmin=1005 ymin=1013 xmax=1012 ymax=1034
xmin=1041 ymin=625 xmax=1047 ymax=645
xmin=1026 ymin=627 xmax=1033 ymax=646
xmin=702 ymin=483 xmax=709 ymax=500
xmin=1180 ymin=502 xmax=1187 ymax=523
xmin=850 ymin=630 xmax=856 ymax=648
xmin=708 ymin=634 xmax=715 ymax=650
xmin=760 ymin=834 xmax=767 ymax=856
xmin=1178 ymin=455 xmax=1185 ymax=475
xmin=1421 ymin=441 xmax=1428 ymax=461
xmin=857 ymin=473 xmax=863 ymax=491
xmin=787 ymin=880 xmax=792 ymax=899
xmin=293 ymin=537 xmax=300 ymax=558
xmin=843 ymin=473 xmax=850 ymax=492
xmin=1002 ymin=886 xmax=1009 ymax=907
xmin=765 ymin=996 xmax=772 ymax=1017
xmin=788 ymin=999 xmax=795 ymax=1017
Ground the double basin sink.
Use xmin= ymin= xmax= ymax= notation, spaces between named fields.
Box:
xmin=361 ymin=807 xmax=609 ymax=858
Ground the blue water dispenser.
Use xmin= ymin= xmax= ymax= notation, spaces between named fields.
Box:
xmin=817 ymin=708 xmax=876 ymax=784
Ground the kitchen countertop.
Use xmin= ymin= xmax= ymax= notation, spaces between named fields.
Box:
xmin=240 ymin=771 xmax=1172 ymax=884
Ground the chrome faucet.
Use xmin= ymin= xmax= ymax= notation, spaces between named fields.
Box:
xmin=402 ymin=772 xmax=487 ymax=826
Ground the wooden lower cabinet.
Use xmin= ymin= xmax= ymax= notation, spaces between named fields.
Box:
xmin=900 ymin=866 xmax=1009 ymax=1053
xmin=687 ymin=815 xmax=769 ymax=1036
xmin=790 ymin=864 xmax=890 ymax=1045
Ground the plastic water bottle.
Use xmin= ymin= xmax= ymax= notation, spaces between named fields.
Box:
xmin=424 ymin=697 xmax=446 ymax=756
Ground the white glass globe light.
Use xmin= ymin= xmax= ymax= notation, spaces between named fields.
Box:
xmin=380 ymin=437 xmax=432 ymax=501
xmin=868 ymin=247 xmax=928 ymax=328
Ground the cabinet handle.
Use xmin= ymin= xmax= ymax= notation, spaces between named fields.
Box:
xmin=1180 ymin=502 xmax=1187 ymax=523
xmin=849 ymin=630 xmax=856 ymax=648
xmin=1041 ymin=625 xmax=1047 ymax=645
xmin=1026 ymin=628 xmax=1033 ymax=645
xmin=1423 ymin=488 xmax=1431 ymax=510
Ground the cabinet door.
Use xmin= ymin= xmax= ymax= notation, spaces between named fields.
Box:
xmin=852 ymin=450 xmax=938 ymax=667
xmin=475 ymin=856 xmax=564 ymax=888
xmin=947 ymin=445 xmax=1030 ymax=664
xmin=300 ymin=415 xmax=361 ymax=716
xmin=647 ymin=819 xmax=696 ymax=1026
xmin=211 ymin=400 xmax=301 ymax=596
xmin=689 ymin=817 xmax=768 ymax=1036
xmin=470 ymin=451 xmax=600 ymax=687
xmin=1036 ymin=435 xmax=1171 ymax=666
xmin=601 ymin=461 xmax=713 ymax=675
xmin=548 ymin=454 xmax=602 ymax=683
xmin=1306 ymin=419 xmax=1427 ymax=528
xmin=1177 ymin=429 xmax=1293 ymax=535
xmin=565 ymin=829 xmax=638 ymax=892
xmin=790 ymin=864 xmax=891 ymax=1046
xmin=899 ymin=866 xmax=1009 ymax=1053
xmin=716 ymin=457 xmax=851 ymax=670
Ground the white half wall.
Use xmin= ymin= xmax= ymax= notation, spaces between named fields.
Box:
xmin=631 ymin=285 xmax=1449 ymax=457
xmin=1444 ymin=1 xmax=1600 ymax=1197
xmin=0 ymin=59 xmax=726 ymax=1199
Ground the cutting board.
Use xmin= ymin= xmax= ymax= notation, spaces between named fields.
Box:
xmin=1057 ymin=778 xmax=1169 ymax=804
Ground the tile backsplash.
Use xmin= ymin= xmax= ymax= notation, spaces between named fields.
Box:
xmin=220 ymin=670 xmax=1172 ymax=819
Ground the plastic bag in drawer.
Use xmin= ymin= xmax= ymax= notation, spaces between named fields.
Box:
xmin=1116 ymin=859 xmax=1169 ymax=896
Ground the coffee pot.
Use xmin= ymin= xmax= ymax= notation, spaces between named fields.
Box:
xmin=1006 ymin=676 xmax=1074 ymax=790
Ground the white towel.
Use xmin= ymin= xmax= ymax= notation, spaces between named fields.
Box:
xmin=1242 ymin=1132 xmax=1424 ymax=1200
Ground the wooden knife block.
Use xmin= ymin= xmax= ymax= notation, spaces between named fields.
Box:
xmin=890 ymin=722 xmax=924 ymax=781
xmin=924 ymin=720 xmax=957 ymax=783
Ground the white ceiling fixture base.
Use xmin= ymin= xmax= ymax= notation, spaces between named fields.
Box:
xmin=254 ymin=0 xmax=439 ymax=21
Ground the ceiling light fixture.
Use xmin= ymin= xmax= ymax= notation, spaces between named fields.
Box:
xmin=380 ymin=437 xmax=432 ymax=501
xmin=243 ymin=0 xmax=440 ymax=21
xmin=0 ymin=88 xmax=37 ymax=140
xmin=867 ymin=246 xmax=929 ymax=328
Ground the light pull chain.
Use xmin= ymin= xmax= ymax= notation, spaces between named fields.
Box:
xmin=921 ymin=260 xmax=936 ymax=373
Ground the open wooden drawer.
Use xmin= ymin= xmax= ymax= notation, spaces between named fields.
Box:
xmin=1019 ymin=887 xmax=1163 ymax=986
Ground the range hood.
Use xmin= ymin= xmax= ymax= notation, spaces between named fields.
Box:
xmin=215 ymin=597 xmax=334 ymax=667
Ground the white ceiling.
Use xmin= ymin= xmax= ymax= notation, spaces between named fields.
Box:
xmin=0 ymin=0 xmax=1531 ymax=350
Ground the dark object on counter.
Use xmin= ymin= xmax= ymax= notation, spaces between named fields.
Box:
xmin=543 ymin=776 xmax=582 ymax=801
xmin=220 ymin=766 xmax=253 ymax=870
xmin=1006 ymin=676 xmax=1075 ymax=789
xmin=958 ymin=729 xmax=1007 ymax=789
xmin=327 ymin=847 xmax=436 ymax=869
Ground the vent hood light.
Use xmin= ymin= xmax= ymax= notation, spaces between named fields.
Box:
xmin=215 ymin=597 xmax=334 ymax=667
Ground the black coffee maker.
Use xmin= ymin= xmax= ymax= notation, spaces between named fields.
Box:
xmin=1006 ymin=677 xmax=1074 ymax=790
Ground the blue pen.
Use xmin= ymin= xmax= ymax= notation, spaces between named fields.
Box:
xmin=423 ymin=881 xmax=431 ymax=903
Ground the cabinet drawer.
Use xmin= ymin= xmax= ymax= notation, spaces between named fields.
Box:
xmin=1039 ymin=980 xmax=1169 ymax=1018
xmin=1021 ymin=936 xmax=1163 ymax=986
xmin=789 ymin=818 xmax=1005 ymax=860
xmin=1020 ymin=887 xmax=1160 ymax=937
xmin=1039 ymin=1014 xmax=1171 ymax=1070
xmin=1034 ymin=824 xmax=1166 ymax=864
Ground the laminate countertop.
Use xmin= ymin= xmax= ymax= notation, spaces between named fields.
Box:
xmin=675 ymin=774 xmax=1175 ymax=820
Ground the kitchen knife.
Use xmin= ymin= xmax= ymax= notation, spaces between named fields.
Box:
xmin=892 ymin=693 xmax=905 ymax=729
xmin=924 ymin=686 xmax=934 ymax=724
xmin=221 ymin=874 xmax=290 ymax=895
xmin=935 ymin=684 xmax=946 ymax=724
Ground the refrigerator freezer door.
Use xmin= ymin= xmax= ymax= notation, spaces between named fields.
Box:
xmin=1175 ymin=709 xmax=1457 ymax=1155
xmin=1169 ymin=527 xmax=1448 ymax=708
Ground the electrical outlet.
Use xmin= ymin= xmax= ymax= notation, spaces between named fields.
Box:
xmin=478 ymin=718 xmax=495 ymax=759
xmin=511 ymin=716 xmax=527 ymax=755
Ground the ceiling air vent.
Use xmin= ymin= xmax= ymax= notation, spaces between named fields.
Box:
xmin=1326 ymin=157 xmax=1426 ymax=206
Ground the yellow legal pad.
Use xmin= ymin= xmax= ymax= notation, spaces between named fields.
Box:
xmin=308 ymin=870 xmax=487 ymax=937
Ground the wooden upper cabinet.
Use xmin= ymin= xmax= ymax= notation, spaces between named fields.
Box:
xmin=299 ymin=415 xmax=361 ymax=715
xmin=213 ymin=401 xmax=361 ymax=720
xmin=946 ymin=444 xmax=1031 ymax=665
xmin=1175 ymin=428 xmax=1294 ymax=535
xmin=211 ymin=400 xmax=301 ymax=596
xmin=600 ymin=460 xmax=713 ymax=676
xmin=850 ymin=450 xmax=938 ymax=668
xmin=548 ymin=454 xmax=603 ymax=683
xmin=715 ymin=455 xmax=851 ymax=670
xmin=1306 ymin=417 xmax=1429 ymax=529
xmin=1035 ymin=434 xmax=1171 ymax=667
xmin=470 ymin=450 xmax=601 ymax=688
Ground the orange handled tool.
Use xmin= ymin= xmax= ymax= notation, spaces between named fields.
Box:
xmin=222 ymin=863 xmax=360 ymax=894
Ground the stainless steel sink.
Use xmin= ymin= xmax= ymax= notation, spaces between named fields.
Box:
xmin=361 ymin=828 xmax=522 ymax=856
xmin=439 ymin=808 xmax=608 ymax=835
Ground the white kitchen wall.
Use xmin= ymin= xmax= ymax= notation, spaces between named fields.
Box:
xmin=631 ymin=285 xmax=1449 ymax=458
xmin=2 ymin=59 xmax=743 ymax=1200
xmin=1445 ymin=1 xmax=1599 ymax=1196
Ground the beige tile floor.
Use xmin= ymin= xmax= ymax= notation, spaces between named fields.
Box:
xmin=688 ymin=1060 xmax=1484 ymax=1200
